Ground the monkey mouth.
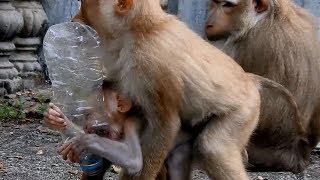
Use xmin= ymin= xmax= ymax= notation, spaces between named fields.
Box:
xmin=207 ymin=34 xmax=229 ymax=41
xmin=107 ymin=127 xmax=123 ymax=140
xmin=206 ymin=33 xmax=230 ymax=42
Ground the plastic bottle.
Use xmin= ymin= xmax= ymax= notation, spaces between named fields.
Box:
xmin=43 ymin=22 xmax=106 ymax=136
xmin=43 ymin=22 xmax=106 ymax=175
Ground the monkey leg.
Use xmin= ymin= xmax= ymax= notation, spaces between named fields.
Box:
xmin=242 ymin=149 xmax=249 ymax=167
xmin=166 ymin=143 xmax=193 ymax=180
xmin=309 ymin=104 xmax=320 ymax=148
xmin=194 ymin=109 xmax=259 ymax=180
xmin=155 ymin=165 xmax=168 ymax=180
xmin=196 ymin=141 xmax=248 ymax=180
xmin=247 ymin=142 xmax=309 ymax=172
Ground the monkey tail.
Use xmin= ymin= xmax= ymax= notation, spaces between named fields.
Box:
xmin=248 ymin=73 xmax=308 ymax=140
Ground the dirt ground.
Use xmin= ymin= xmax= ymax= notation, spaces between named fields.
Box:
xmin=0 ymin=120 xmax=319 ymax=180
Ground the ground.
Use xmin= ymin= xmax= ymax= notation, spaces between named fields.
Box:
xmin=0 ymin=120 xmax=319 ymax=180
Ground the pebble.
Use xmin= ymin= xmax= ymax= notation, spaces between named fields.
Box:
xmin=257 ymin=176 xmax=264 ymax=180
xmin=0 ymin=162 xmax=5 ymax=172
xmin=36 ymin=150 xmax=44 ymax=155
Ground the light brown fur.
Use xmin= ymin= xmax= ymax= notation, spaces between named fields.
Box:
xmin=206 ymin=0 xmax=320 ymax=172
xmin=74 ymin=0 xmax=263 ymax=179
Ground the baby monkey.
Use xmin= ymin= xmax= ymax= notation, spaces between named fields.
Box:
xmin=44 ymin=82 xmax=192 ymax=180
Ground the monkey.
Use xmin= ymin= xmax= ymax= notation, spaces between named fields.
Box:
xmin=70 ymin=0 xmax=312 ymax=179
xmin=205 ymin=0 xmax=320 ymax=172
xmin=70 ymin=80 xmax=202 ymax=180
xmin=44 ymin=101 xmax=142 ymax=180
xmin=45 ymin=82 xmax=168 ymax=180
xmin=72 ymin=0 xmax=261 ymax=179
xmin=46 ymin=81 xmax=196 ymax=180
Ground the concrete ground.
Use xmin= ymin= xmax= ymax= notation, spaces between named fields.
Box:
xmin=0 ymin=121 xmax=319 ymax=180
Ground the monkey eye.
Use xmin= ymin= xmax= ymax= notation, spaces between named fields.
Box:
xmin=221 ymin=1 xmax=236 ymax=7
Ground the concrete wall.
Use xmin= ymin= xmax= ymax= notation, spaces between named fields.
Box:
xmin=295 ymin=0 xmax=320 ymax=37
xmin=295 ymin=0 xmax=320 ymax=17
xmin=168 ymin=0 xmax=320 ymax=36
xmin=41 ymin=0 xmax=319 ymax=36
xmin=42 ymin=0 xmax=79 ymax=26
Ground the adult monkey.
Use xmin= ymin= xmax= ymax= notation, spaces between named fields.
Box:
xmin=205 ymin=0 xmax=320 ymax=172
xmin=71 ymin=0 xmax=304 ymax=179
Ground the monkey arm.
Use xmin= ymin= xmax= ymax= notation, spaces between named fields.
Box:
xmin=64 ymin=108 xmax=106 ymax=137
xmin=44 ymin=103 xmax=84 ymax=136
xmin=125 ymin=114 xmax=181 ymax=180
xmin=74 ymin=120 xmax=143 ymax=174
xmin=63 ymin=119 xmax=85 ymax=137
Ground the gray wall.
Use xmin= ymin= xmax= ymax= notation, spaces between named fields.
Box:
xmin=295 ymin=0 xmax=320 ymax=37
xmin=167 ymin=0 xmax=320 ymax=36
xmin=42 ymin=0 xmax=79 ymax=26
xmin=41 ymin=0 xmax=319 ymax=37
xmin=295 ymin=0 xmax=320 ymax=17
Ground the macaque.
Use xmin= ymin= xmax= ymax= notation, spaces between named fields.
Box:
xmin=45 ymin=81 xmax=194 ymax=180
xmin=205 ymin=0 xmax=320 ymax=172
xmin=65 ymin=81 xmax=198 ymax=180
xmin=60 ymin=89 xmax=144 ymax=175
xmin=70 ymin=0 xmax=309 ymax=179
xmin=44 ymin=100 xmax=143 ymax=179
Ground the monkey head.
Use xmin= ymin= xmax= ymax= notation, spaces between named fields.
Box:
xmin=83 ymin=88 xmax=132 ymax=140
xmin=102 ymin=89 xmax=133 ymax=140
xmin=73 ymin=0 xmax=164 ymax=39
xmin=205 ymin=0 xmax=269 ymax=41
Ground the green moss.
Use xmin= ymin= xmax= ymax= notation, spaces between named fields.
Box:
xmin=35 ymin=104 xmax=49 ymax=118
xmin=36 ymin=93 xmax=47 ymax=104
xmin=0 ymin=99 xmax=26 ymax=121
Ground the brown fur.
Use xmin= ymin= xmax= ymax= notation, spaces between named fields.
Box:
xmin=206 ymin=0 xmax=320 ymax=172
xmin=74 ymin=0 xmax=263 ymax=179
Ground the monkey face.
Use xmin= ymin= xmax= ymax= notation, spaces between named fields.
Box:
xmin=73 ymin=0 xmax=114 ymax=38
xmin=73 ymin=0 xmax=137 ymax=39
xmin=102 ymin=89 xmax=132 ymax=130
xmin=205 ymin=0 xmax=239 ymax=41
xmin=205 ymin=0 xmax=269 ymax=41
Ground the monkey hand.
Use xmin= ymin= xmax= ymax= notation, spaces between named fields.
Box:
xmin=58 ymin=134 xmax=101 ymax=163
xmin=58 ymin=137 xmax=80 ymax=163
xmin=58 ymin=136 xmax=90 ymax=163
xmin=74 ymin=133 xmax=100 ymax=152
xmin=44 ymin=103 xmax=68 ymax=131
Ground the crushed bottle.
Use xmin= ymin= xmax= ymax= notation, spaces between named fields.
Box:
xmin=43 ymin=22 xmax=106 ymax=138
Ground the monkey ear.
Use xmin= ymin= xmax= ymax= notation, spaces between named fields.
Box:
xmin=116 ymin=94 xmax=132 ymax=113
xmin=115 ymin=0 xmax=133 ymax=15
xmin=253 ymin=0 xmax=268 ymax=13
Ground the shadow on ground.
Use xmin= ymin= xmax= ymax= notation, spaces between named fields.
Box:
xmin=0 ymin=121 xmax=319 ymax=180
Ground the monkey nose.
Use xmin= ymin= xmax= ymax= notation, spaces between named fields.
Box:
xmin=206 ymin=24 xmax=214 ymax=30
xmin=205 ymin=24 xmax=214 ymax=36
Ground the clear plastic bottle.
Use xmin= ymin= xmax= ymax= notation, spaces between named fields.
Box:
xmin=43 ymin=22 xmax=106 ymax=137
xmin=43 ymin=22 xmax=106 ymax=175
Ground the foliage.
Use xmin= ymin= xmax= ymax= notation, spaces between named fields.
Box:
xmin=0 ymin=90 xmax=50 ymax=122
xmin=35 ymin=92 xmax=49 ymax=117
xmin=0 ymin=98 xmax=26 ymax=121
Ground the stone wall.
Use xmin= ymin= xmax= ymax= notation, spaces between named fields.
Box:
xmin=293 ymin=0 xmax=320 ymax=37
xmin=40 ymin=0 xmax=320 ymax=40
xmin=42 ymin=0 xmax=79 ymax=26
xmin=167 ymin=0 xmax=320 ymax=36
xmin=0 ymin=0 xmax=48 ymax=95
